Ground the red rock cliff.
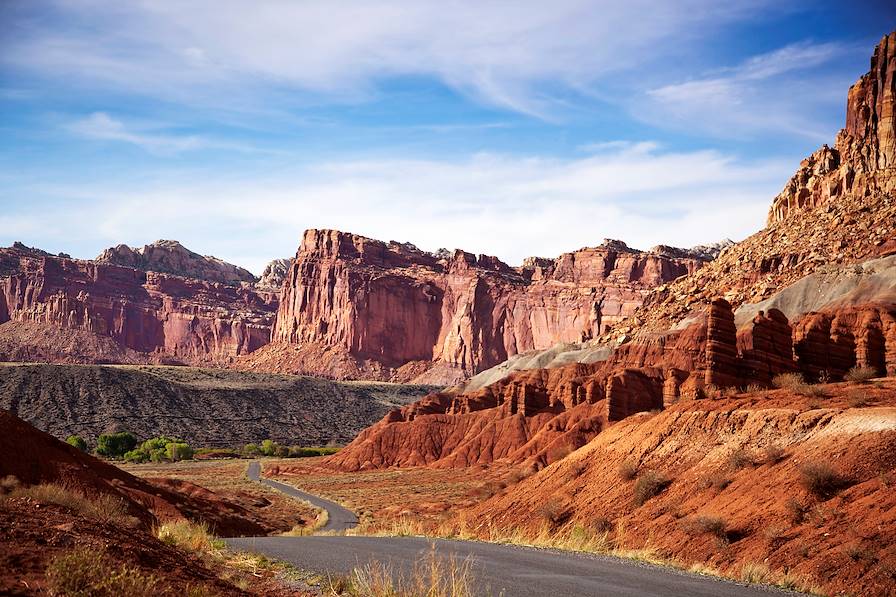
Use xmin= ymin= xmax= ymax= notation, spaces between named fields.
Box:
xmin=768 ymin=31 xmax=895 ymax=224
xmin=266 ymin=229 xmax=706 ymax=382
xmin=0 ymin=245 xmax=278 ymax=365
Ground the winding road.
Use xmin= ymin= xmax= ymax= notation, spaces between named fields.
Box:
xmin=232 ymin=462 xmax=788 ymax=597
xmin=245 ymin=461 xmax=358 ymax=532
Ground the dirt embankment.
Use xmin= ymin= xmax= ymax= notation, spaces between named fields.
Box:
xmin=0 ymin=363 xmax=434 ymax=447
xmin=468 ymin=381 xmax=896 ymax=597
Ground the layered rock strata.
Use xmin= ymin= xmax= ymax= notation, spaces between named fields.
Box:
xmin=259 ymin=230 xmax=707 ymax=382
xmin=0 ymin=244 xmax=277 ymax=365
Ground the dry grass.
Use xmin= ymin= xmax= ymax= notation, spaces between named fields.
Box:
xmin=46 ymin=547 xmax=161 ymax=597
xmin=740 ymin=562 xmax=772 ymax=584
xmin=157 ymin=519 xmax=219 ymax=554
xmin=772 ymin=372 xmax=827 ymax=397
xmin=844 ymin=366 xmax=877 ymax=383
xmin=327 ymin=545 xmax=474 ymax=597
xmin=1 ymin=483 xmax=135 ymax=527
xmin=763 ymin=443 xmax=787 ymax=464
xmin=728 ymin=447 xmax=754 ymax=470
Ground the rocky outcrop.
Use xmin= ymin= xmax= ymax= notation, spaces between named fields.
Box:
xmin=768 ymin=32 xmax=895 ymax=224
xmin=256 ymin=258 xmax=292 ymax=291
xmin=261 ymin=230 xmax=707 ymax=382
xmin=0 ymin=245 xmax=277 ymax=365
xmin=96 ymin=240 xmax=257 ymax=285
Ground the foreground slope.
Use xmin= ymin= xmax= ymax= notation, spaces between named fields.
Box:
xmin=467 ymin=382 xmax=896 ymax=597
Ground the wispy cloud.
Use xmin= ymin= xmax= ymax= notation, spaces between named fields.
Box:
xmin=3 ymin=0 xmax=780 ymax=119
xmin=641 ymin=41 xmax=862 ymax=139
xmin=67 ymin=112 xmax=202 ymax=154
xmin=2 ymin=143 xmax=793 ymax=274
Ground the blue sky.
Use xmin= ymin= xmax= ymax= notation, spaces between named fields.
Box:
xmin=1 ymin=1 xmax=894 ymax=274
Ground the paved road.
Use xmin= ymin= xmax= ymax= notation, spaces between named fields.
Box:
xmin=225 ymin=535 xmax=789 ymax=597
xmin=245 ymin=461 xmax=358 ymax=532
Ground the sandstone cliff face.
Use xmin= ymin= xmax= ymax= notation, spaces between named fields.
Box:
xmin=0 ymin=245 xmax=277 ymax=365
xmin=264 ymin=229 xmax=705 ymax=382
xmin=768 ymin=32 xmax=895 ymax=224
xmin=256 ymin=258 xmax=293 ymax=291
xmin=95 ymin=240 xmax=257 ymax=285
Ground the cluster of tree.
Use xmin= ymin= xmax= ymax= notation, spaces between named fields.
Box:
xmin=123 ymin=436 xmax=195 ymax=463
xmin=64 ymin=432 xmax=336 ymax=462
xmin=241 ymin=439 xmax=340 ymax=458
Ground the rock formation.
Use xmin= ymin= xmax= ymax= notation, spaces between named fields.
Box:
xmin=254 ymin=230 xmax=708 ymax=383
xmin=0 ymin=244 xmax=277 ymax=365
xmin=95 ymin=239 xmax=257 ymax=285
xmin=767 ymin=32 xmax=895 ymax=224
xmin=256 ymin=258 xmax=293 ymax=291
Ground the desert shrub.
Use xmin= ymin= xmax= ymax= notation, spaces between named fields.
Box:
xmin=847 ymin=389 xmax=872 ymax=408
xmin=728 ymin=447 xmax=754 ymax=470
xmin=46 ymin=547 xmax=159 ymax=597
xmin=0 ymin=475 xmax=20 ymax=494
xmin=773 ymin=372 xmax=805 ymax=389
xmin=194 ymin=448 xmax=241 ymax=460
xmin=66 ymin=435 xmax=88 ymax=451
xmin=744 ymin=384 xmax=765 ymax=394
xmin=618 ymin=458 xmax=638 ymax=481
xmin=702 ymin=384 xmax=720 ymax=399
xmin=95 ymin=432 xmax=137 ymax=458
xmin=633 ymin=470 xmax=670 ymax=506
xmin=764 ymin=443 xmax=787 ymax=464
xmin=799 ymin=462 xmax=847 ymax=499
xmin=593 ymin=517 xmax=614 ymax=534
xmin=123 ymin=449 xmax=149 ymax=464
xmin=537 ymin=498 xmax=566 ymax=525
xmin=700 ymin=472 xmax=732 ymax=491
xmin=785 ymin=497 xmax=809 ymax=524
xmin=845 ymin=366 xmax=877 ymax=383
xmin=681 ymin=515 xmax=727 ymax=539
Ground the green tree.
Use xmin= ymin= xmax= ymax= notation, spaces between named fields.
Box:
xmin=242 ymin=443 xmax=262 ymax=457
xmin=95 ymin=432 xmax=137 ymax=458
xmin=165 ymin=442 xmax=194 ymax=462
xmin=260 ymin=439 xmax=276 ymax=456
xmin=65 ymin=435 xmax=88 ymax=452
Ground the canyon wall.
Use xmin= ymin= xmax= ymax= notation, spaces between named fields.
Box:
xmin=261 ymin=229 xmax=707 ymax=382
xmin=0 ymin=244 xmax=278 ymax=365
xmin=767 ymin=31 xmax=895 ymax=224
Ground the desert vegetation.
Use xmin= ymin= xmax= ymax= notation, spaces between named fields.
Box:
xmin=124 ymin=436 xmax=196 ymax=463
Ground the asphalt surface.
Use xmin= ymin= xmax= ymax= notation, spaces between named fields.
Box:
xmin=240 ymin=462 xmax=788 ymax=596
xmin=225 ymin=535 xmax=790 ymax=597
xmin=245 ymin=460 xmax=358 ymax=532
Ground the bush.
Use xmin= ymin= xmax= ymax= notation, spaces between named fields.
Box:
xmin=95 ymin=432 xmax=137 ymax=458
xmin=728 ymin=447 xmax=754 ymax=470
xmin=785 ymin=497 xmax=809 ymax=524
xmin=633 ymin=470 xmax=670 ymax=506
xmin=166 ymin=442 xmax=194 ymax=462
xmin=618 ymin=458 xmax=638 ymax=481
xmin=847 ymin=389 xmax=872 ymax=408
xmin=3 ymin=484 xmax=131 ymax=526
xmin=772 ymin=373 xmax=805 ymax=390
xmin=66 ymin=435 xmax=88 ymax=452
xmin=799 ymin=462 xmax=847 ymax=499
xmin=287 ymin=446 xmax=341 ymax=458
xmin=764 ymin=443 xmax=787 ymax=464
xmin=681 ymin=515 xmax=727 ymax=539
xmin=242 ymin=443 xmax=262 ymax=457
xmin=46 ymin=548 xmax=160 ymax=597
xmin=845 ymin=366 xmax=877 ymax=383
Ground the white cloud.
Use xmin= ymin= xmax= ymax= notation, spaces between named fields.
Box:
xmin=641 ymin=41 xmax=859 ymax=139
xmin=3 ymin=143 xmax=793 ymax=274
xmin=67 ymin=112 xmax=203 ymax=153
xmin=4 ymin=0 xmax=780 ymax=118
